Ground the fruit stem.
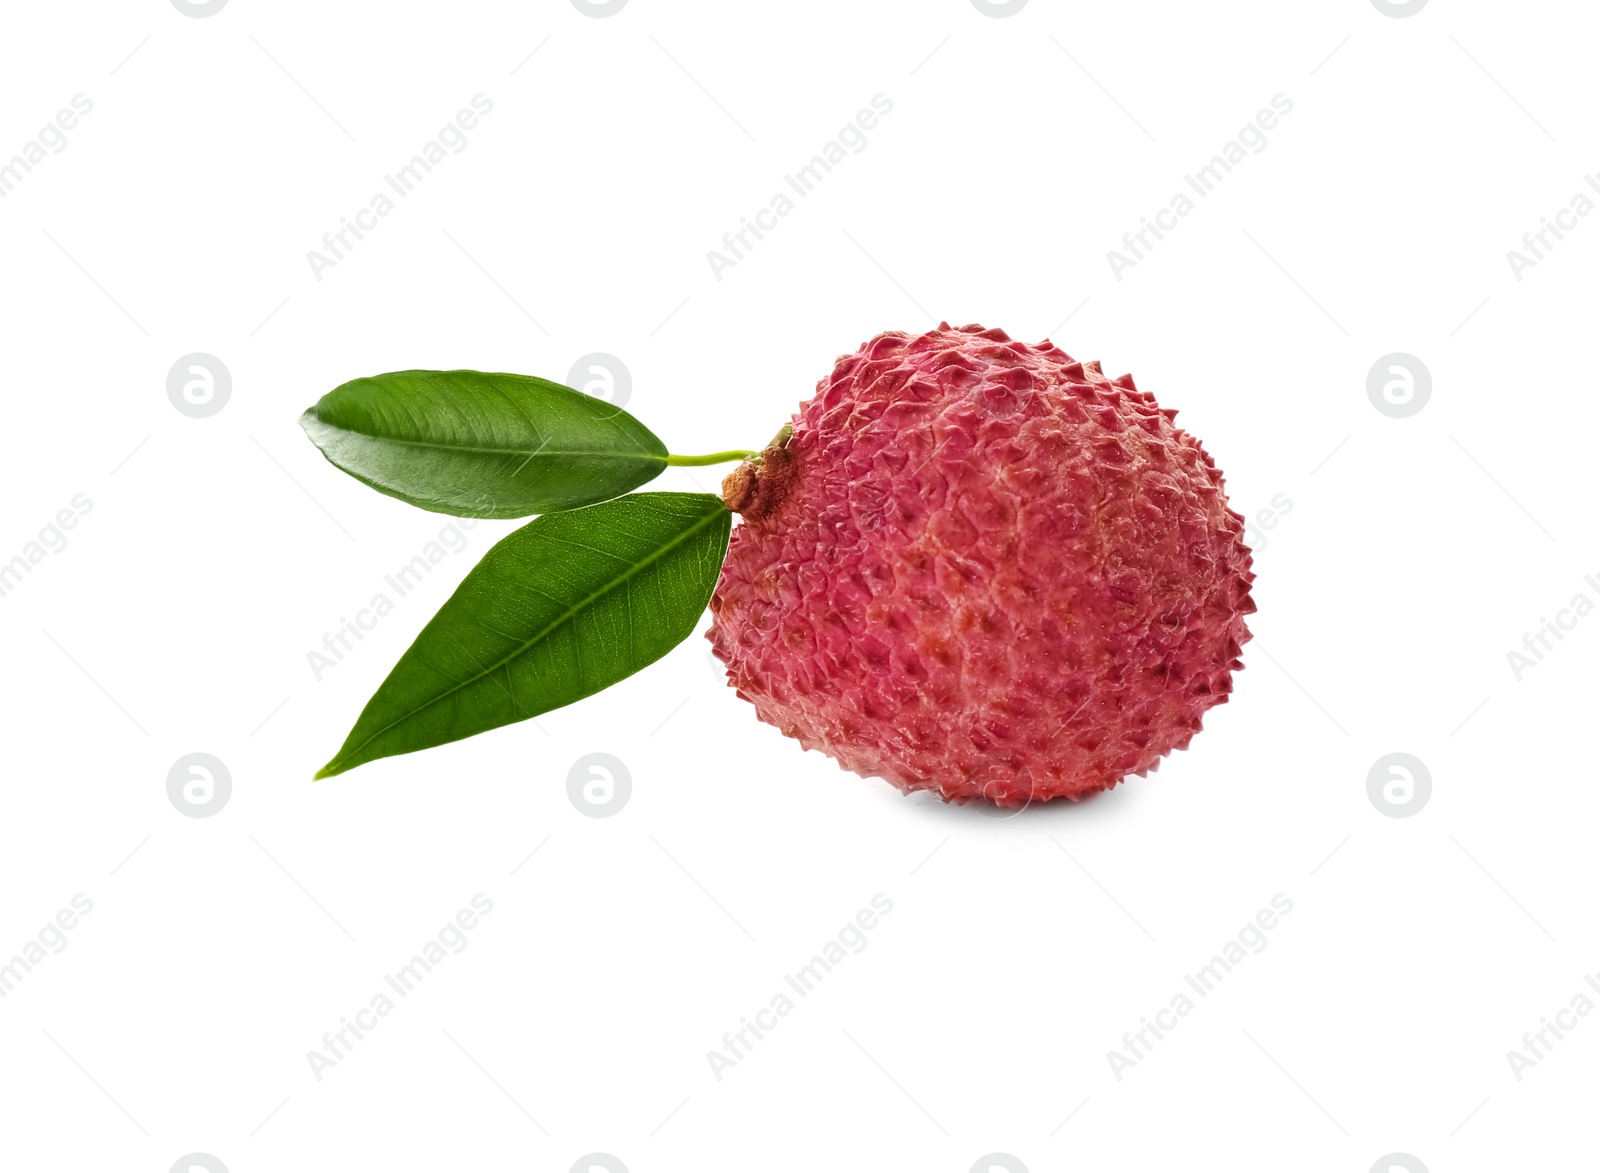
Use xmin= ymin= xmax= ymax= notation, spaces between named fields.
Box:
xmin=666 ymin=450 xmax=758 ymax=466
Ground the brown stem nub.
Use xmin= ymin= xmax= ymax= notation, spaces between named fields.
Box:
xmin=720 ymin=424 xmax=796 ymax=520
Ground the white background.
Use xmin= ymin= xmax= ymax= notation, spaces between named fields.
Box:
xmin=1 ymin=1 xmax=1595 ymax=1170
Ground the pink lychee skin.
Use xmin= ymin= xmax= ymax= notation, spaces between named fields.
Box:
xmin=707 ymin=323 xmax=1254 ymax=806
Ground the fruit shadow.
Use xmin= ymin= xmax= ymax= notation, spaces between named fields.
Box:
xmin=895 ymin=779 xmax=1139 ymax=825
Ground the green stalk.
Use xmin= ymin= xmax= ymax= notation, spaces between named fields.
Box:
xmin=666 ymin=450 xmax=758 ymax=466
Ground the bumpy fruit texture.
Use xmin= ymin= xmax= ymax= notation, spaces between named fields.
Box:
xmin=707 ymin=324 xmax=1255 ymax=805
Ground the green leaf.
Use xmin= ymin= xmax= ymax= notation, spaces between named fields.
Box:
xmin=300 ymin=370 xmax=669 ymax=518
xmin=315 ymin=492 xmax=731 ymax=779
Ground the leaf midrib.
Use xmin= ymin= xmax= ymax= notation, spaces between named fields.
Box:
xmin=327 ymin=501 xmax=725 ymax=771
xmin=310 ymin=417 xmax=668 ymax=463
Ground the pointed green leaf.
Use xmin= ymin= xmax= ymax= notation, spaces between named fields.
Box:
xmin=300 ymin=369 xmax=669 ymax=518
xmin=316 ymin=492 xmax=731 ymax=778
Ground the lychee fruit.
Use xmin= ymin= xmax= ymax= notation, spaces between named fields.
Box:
xmin=706 ymin=323 xmax=1254 ymax=806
